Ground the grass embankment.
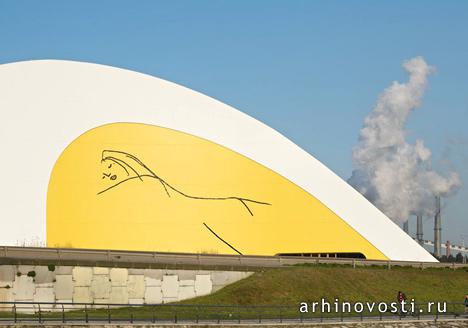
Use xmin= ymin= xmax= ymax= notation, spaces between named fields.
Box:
xmin=5 ymin=265 xmax=468 ymax=322
xmin=181 ymin=265 xmax=468 ymax=305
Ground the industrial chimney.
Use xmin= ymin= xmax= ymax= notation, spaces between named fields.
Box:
xmin=403 ymin=220 xmax=409 ymax=234
xmin=434 ymin=196 xmax=441 ymax=258
xmin=416 ymin=215 xmax=423 ymax=245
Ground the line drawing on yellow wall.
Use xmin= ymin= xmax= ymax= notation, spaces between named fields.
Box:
xmin=99 ymin=150 xmax=271 ymax=216
xmin=202 ymin=222 xmax=243 ymax=255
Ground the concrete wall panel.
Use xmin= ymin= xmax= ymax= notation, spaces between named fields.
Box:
xmin=73 ymin=286 xmax=91 ymax=303
xmin=72 ymin=267 xmax=93 ymax=287
xmin=93 ymin=298 xmax=110 ymax=308
xmin=179 ymin=279 xmax=195 ymax=286
xmin=129 ymin=298 xmax=144 ymax=304
xmin=13 ymin=276 xmax=35 ymax=300
xmin=56 ymin=299 xmax=72 ymax=304
xmin=17 ymin=266 xmax=34 ymax=275
xmin=93 ymin=267 xmax=109 ymax=275
xmin=110 ymin=286 xmax=128 ymax=304
xmin=211 ymin=271 xmax=244 ymax=286
xmin=0 ymin=266 xmax=15 ymax=286
xmin=178 ymin=286 xmax=196 ymax=300
xmin=168 ymin=270 xmax=196 ymax=280
xmin=110 ymin=268 xmax=128 ymax=287
xmin=194 ymin=274 xmax=212 ymax=297
xmin=162 ymin=297 xmax=178 ymax=304
xmin=34 ymin=266 xmax=55 ymax=284
xmin=145 ymin=276 xmax=161 ymax=287
xmin=55 ymin=266 xmax=73 ymax=275
xmin=0 ymin=265 xmax=250 ymax=308
xmin=0 ymin=288 xmax=13 ymax=309
xmin=34 ymin=287 xmax=55 ymax=303
xmin=90 ymin=275 xmax=111 ymax=299
xmin=55 ymin=275 xmax=73 ymax=300
xmin=144 ymin=269 xmax=163 ymax=280
xmin=144 ymin=286 xmax=162 ymax=304
xmin=127 ymin=275 xmax=145 ymax=298
xmin=161 ymin=275 xmax=179 ymax=298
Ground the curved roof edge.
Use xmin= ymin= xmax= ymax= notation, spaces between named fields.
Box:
xmin=0 ymin=59 xmax=436 ymax=262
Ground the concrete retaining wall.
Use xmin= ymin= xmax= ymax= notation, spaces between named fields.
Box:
xmin=0 ymin=265 xmax=252 ymax=308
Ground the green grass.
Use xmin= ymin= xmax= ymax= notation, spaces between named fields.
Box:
xmin=180 ymin=265 xmax=468 ymax=305
xmin=2 ymin=265 xmax=467 ymax=322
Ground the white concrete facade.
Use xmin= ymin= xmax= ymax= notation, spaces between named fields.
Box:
xmin=0 ymin=265 xmax=252 ymax=310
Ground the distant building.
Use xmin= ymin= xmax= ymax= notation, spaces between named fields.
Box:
xmin=446 ymin=240 xmax=451 ymax=257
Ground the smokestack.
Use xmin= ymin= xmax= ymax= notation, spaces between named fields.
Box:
xmin=416 ymin=215 xmax=423 ymax=245
xmin=434 ymin=196 xmax=441 ymax=258
xmin=403 ymin=220 xmax=409 ymax=234
xmin=445 ymin=240 xmax=451 ymax=258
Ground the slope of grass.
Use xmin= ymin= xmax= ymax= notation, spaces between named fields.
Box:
xmin=3 ymin=265 xmax=466 ymax=323
xmin=180 ymin=265 xmax=468 ymax=305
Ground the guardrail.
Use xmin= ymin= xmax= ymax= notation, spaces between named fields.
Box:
xmin=0 ymin=301 xmax=466 ymax=324
xmin=1 ymin=246 xmax=468 ymax=270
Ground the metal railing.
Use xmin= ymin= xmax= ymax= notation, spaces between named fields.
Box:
xmin=0 ymin=301 xmax=466 ymax=324
xmin=2 ymin=246 xmax=468 ymax=270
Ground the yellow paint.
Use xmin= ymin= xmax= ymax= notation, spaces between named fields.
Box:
xmin=47 ymin=123 xmax=388 ymax=260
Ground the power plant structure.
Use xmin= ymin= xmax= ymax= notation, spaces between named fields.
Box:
xmin=416 ymin=214 xmax=423 ymax=246
xmin=434 ymin=195 xmax=442 ymax=258
xmin=445 ymin=240 xmax=451 ymax=257
xmin=403 ymin=195 xmax=468 ymax=260
xmin=403 ymin=220 xmax=409 ymax=234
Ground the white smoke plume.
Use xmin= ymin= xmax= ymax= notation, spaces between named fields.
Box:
xmin=348 ymin=56 xmax=461 ymax=224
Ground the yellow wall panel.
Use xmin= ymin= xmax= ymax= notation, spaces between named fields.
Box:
xmin=47 ymin=123 xmax=387 ymax=260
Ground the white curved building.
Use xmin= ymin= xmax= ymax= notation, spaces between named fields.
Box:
xmin=0 ymin=60 xmax=436 ymax=262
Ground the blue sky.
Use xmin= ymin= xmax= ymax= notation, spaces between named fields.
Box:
xmin=1 ymin=1 xmax=467 ymax=245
